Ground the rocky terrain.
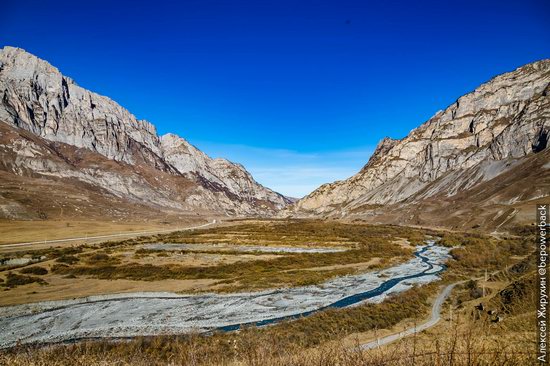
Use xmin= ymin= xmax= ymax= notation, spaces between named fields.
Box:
xmin=0 ymin=46 xmax=290 ymax=219
xmin=290 ymin=59 xmax=550 ymax=230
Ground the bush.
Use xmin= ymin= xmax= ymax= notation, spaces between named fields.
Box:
xmin=51 ymin=264 xmax=69 ymax=272
xmin=56 ymin=255 xmax=79 ymax=264
xmin=3 ymin=272 xmax=47 ymax=288
xmin=84 ymin=252 xmax=120 ymax=265
xmin=465 ymin=280 xmax=483 ymax=299
xmin=87 ymin=253 xmax=110 ymax=262
xmin=19 ymin=266 xmax=48 ymax=275
xmin=448 ymin=235 xmax=533 ymax=275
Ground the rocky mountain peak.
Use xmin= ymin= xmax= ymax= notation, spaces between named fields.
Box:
xmin=0 ymin=46 xmax=164 ymax=166
xmin=0 ymin=46 xmax=67 ymax=81
xmin=363 ymin=137 xmax=400 ymax=170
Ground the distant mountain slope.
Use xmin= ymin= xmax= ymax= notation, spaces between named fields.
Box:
xmin=290 ymin=59 xmax=550 ymax=230
xmin=0 ymin=46 xmax=290 ymax=218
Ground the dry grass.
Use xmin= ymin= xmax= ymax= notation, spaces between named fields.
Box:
xmin=442 ymin=233 xmax=532 ymax=278
xmin=158 ymin=220 xmax=429 ymax=248
xmin=48 ymin=248 xmax=398 ymax=291
xmin=0 ymin=276 xmax=219 ymax=306
xmin=0 ymin=220 xmax=198 ymax=246
xmin=0 ymin=340 xmax=534 ymax=366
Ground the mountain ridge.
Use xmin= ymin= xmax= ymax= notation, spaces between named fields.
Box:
xmin=0 ymin=46 xmax=290 ymax=219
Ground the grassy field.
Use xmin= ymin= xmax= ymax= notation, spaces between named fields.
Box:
xmin=0 ymin=218 xmax=208 ymax=246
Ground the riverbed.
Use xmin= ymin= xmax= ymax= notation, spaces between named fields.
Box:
xmin=0 ymin=243 xmax=450 ymax=348
xmin=142 ymin=243 xmax=348 ymax=253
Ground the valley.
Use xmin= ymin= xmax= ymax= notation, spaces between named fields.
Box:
xmin=0 ymin=219 xmax=536 ymax=365
xmin=0 ymin=41 xmax=546 ymax=365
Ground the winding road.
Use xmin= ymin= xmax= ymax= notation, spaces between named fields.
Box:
xmin=360 ymin=281 xmax=460 ymax=350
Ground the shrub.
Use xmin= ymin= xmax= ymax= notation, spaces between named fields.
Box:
xmin=51 ymin=264 xmax=69 ymax=272
xmin=19 ymin=266 xmax=48 ymax=275
xmin=448 ymin=235 xmax=533 ymax=275
xmin=3 ymin=272 xmax=47 ymax=288
xmin=84 ymin=252 xmax=120 ymax=265
xmin=87 ymin=253 xmax=110 ymax=262
xmin=56 ymin=255 xmax=79 ymax=264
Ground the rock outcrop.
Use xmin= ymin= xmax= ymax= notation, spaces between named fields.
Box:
xmin=0 ymin=46 xmax=290 ymax=218
xmin=291 ymin=59 xmax=550 ymax=228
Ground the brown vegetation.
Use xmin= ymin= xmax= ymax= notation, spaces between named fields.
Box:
xmin=3 ymin=272 xmax=47 ymax=288
xmin=18 ymin=266 xmax=48 ymax=275
xmin=443 ymin=233 xmax=532 ymax=276
xmin=41 ymin=221 xmax=423 ymax=291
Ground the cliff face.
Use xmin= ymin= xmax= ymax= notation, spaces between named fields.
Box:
xmin=0 ymin=47 xmax=164 ymax=167
xmin=0 ymin=46 xmax=289 ymax=218
xmin=292 ymin=60 xmax=550 ymax=227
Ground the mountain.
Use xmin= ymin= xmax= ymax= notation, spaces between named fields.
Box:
xmin=0 ymin=46 xmax=290 ymax=220
xmin=290 ymin=59 xmax=550 ymax=230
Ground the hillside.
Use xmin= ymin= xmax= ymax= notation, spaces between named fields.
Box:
xmin=290 ymin=59 xmax=550 ymax=230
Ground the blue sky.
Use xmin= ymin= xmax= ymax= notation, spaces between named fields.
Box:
xmin=1 ymin=0 xmax=549 ymax=197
